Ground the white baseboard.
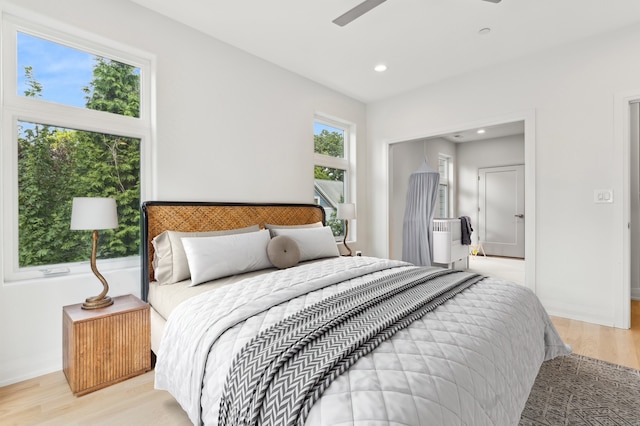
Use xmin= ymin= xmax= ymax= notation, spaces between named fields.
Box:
xmin=0 ymin=352 xmax=60 ymax=387
xmin=542 ymin=298 xmax=616 ymax=327
xmin=544 ymin=291 xmax=640 ymax=326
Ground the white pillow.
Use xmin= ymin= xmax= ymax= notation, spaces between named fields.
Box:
xmin=182 ymin=229 xmax=272 ymax=285
xmin=152 ymin=224 xmax=260 ymax=285
xmin=270 ymin=226 xmax=339 ymax=262
xmin=264 ymin=221 xmax=323 ymax=237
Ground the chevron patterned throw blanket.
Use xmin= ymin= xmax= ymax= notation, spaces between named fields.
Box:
xmin=218 ymin=268 xmax=483 ymax=426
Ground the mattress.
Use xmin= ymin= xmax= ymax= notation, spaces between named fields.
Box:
xmin=148 ymin=268 xmax=276 ymax=320
xmin=148 ymin=259 xmax=331 ymax=320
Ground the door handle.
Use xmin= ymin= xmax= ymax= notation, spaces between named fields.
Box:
xmin=514 ymin=213 xmax=524 ymax=218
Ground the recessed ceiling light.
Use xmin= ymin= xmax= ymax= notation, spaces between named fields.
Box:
xmin=478 ymin=28 xmax=491 ymax=35
xmin=477 ymin=129 xmax=486 ymax=134
xmin=374 ymin=64 xmax=387 ymax=72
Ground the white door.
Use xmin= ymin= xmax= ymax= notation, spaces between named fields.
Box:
xmin=478 ymin=165 xmax=525 ymax=258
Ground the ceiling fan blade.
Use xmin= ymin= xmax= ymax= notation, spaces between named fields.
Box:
xmin=333 ymin=0 xmax=499 ymax=27
xmin=332 ymin=0 xmax=388 ymax=27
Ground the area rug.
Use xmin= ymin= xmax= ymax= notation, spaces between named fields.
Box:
xmin=519 ymin=354 xmax=640 ymax=425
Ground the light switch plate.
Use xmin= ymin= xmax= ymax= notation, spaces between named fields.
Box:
xmin=594 ymin=189 xmax=613 ymax=203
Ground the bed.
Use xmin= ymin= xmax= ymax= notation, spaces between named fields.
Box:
xmin=142 ymin=201 xmax=570 ymax=426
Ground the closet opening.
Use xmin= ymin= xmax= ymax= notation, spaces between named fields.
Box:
xmin=388 ymin=116 xmax=535 ymax=291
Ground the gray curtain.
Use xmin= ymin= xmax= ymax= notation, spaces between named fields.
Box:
xmin=402 ymin=159 xmax=440 ymax=266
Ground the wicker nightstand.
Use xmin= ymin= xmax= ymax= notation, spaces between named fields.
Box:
xmin=63 ymin=294 xmax=151 ymax=396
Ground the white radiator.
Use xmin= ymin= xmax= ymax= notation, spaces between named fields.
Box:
xmin=432 ymin=218 xmax=469 ymax=269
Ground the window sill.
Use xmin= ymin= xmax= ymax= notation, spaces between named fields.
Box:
xmin=4 ymin=255 xmax=140 ymax=283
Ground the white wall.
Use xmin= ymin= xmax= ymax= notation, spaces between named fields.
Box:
xmin=0 ymin=0 xmax=367 ymax=386
xmin=367 ymin=23 xmax=640 ymax=328
xmin=457 ymin=134 xmax=525 ymax=244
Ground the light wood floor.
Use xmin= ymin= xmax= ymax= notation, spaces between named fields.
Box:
xmin=1 ymin=301 xmax=639 ymax=426
xmin=550 ymin=300 xmax=640 ymax=370
xmin=0 ymin=368 xmax=191 ymax=426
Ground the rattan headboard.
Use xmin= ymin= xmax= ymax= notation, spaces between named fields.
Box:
xmin=140 ymin=201 xmax=325 ymax=301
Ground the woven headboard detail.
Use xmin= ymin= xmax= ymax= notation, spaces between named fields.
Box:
xmin=141 ymin=202 xmax=325 ymax=299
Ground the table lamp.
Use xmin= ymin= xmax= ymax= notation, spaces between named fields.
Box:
xmin=70 ymin=197 xmax=118 ymax=309
xmin=337 ymin=203 xmax=356 ymax=256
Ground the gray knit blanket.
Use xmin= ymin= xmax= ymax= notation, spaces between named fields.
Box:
xmin=218 ymin=268 xmax=483 ymax=426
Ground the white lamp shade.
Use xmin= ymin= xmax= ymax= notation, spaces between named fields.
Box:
xmin=70 ymin=197 xmax=118 ymax=230
xmin=336 ymin=203 xmax=356 ymax=220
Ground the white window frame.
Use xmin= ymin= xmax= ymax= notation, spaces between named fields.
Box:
xmin=438 ymin=154 xmax=452 ymax=218
xmin=313 ymin=114 xmax=356 ymax=241
xmin=1 ymin=10 xmax=156 ymax=281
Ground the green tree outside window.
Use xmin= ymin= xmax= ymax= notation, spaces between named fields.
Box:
xmin=18 ymin=58 xmax=141 ymax=267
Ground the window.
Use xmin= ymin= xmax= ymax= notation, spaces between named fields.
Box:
xmin=313 ymin=117 xmax=354 ymax=239
xmin=17 ymin=32 xmax=140 ymax=116
xmin=2 ymin=15 xmax=154 ymax=280
xmin=438 ymin=154 xmax=451 ymax=217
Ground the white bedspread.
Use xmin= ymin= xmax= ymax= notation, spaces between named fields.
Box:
xmin=155 ymin=256 xmax=570 ymax=426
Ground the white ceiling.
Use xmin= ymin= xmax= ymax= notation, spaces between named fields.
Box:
xmin=439 ymin=120 xmax=524 ymax=143
xmin=130 ymin=0 xmax=640 ymax=103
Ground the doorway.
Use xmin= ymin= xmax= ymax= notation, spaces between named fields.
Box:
xmin=615 ymin=94 xmax=639 ymax=329
xmin=478 ymin=164 xmax=525 ymax=258
xmin=388 ymin=113 xmax=535 ymax=292
xmin=630 ymin=102 xmax=640 ymax=302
